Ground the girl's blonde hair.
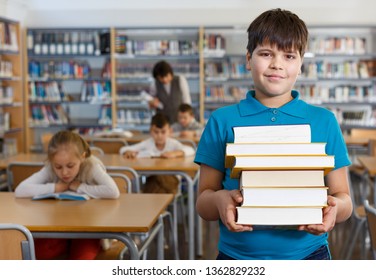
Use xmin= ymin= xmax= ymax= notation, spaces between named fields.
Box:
xmin=47 ymin=130 xmax=91 ymax=162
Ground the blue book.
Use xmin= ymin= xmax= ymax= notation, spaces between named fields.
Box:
xmin=32 ymin=191 xmax=90 ymax=201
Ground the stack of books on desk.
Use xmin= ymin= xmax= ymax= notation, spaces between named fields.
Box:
xmin=226 ymin=124 xmax=334 ymax=226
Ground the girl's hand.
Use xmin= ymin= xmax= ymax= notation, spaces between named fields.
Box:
xmin=297 ymin=195 xmax=337 ymax=235
xmin=68 ymin=180 xmax=81 ymax=191
xmin=55 ymin=181 xmax=69 ymax=193
xmin=215 ymin=189 xmax=253 ymax=232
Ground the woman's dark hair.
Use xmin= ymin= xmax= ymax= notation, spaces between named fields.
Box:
xmin=152 ymin=60 xmax=173 ymax=79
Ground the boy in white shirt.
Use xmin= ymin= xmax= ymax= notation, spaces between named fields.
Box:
xmin=119 ymin=113 xmax=195 ymax=193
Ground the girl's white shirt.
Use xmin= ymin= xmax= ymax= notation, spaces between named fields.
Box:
xmin=15 ymin=156 xmax=120 ymax=199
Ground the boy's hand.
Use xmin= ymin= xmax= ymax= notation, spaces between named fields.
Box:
xmin=123 ymin=150 xmax=138 ymax=159
xmin=215 ymin=189 xmax=253 ymax=232
xmin=160 ymin=150 xmax=184 ymax=158
xmin=297 ymin=195 xmax=337 ymax=235
xmin=179 ymin=130 xmax=195 ymax=138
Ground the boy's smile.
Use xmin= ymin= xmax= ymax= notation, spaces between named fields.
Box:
xmin=247 ymin=44 xmax=302 ymax=106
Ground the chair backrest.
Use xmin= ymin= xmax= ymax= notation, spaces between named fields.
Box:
xmin=364 ymin=200 xmax=376 ymax=259
xmin=90 ymin=146 xmax=105 ymax=156
xmin=41 ymin=132 xmax=54 ymax=153
xmin=178 ymin=138 xmax=197 ymax=151
xmin=106 ymin=166 xmax=141 ymax=193
xmin=108 ymin=173 xmax=133 ymax=193
xmin=0 ymin=223 xmax=36 ymax=260
xmin=7 ymin=162 xmax=45 ymax=191
xmin=369 ymin=139 xmax=376 ymax=156
xmin=91 ymin=138 xmax=128 ymax=154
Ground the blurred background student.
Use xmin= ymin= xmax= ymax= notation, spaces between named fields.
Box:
xmin=171 ymin=103 xmax=203 ymax=138
xmin=148 ymin=60 xmax=191 ymax=123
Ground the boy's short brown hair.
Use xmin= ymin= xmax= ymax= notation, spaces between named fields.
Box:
xmin=246 ymin=8 xmax=308 ymax=57
xmin=151 ymin=113 xmax=170 ymax=128
xmin=178 ymin=103 xmax=194 ymax=115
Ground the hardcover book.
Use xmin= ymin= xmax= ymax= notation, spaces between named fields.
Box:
xmin=240 ymin=187 xmax=328 ymax=207
xmin=236 ymin=206 xmax=323 ymax=225
xmin=231 ymin=155 xmax=334 ymax=178
xmin=240 ymin=170 xmax=325 ymax=187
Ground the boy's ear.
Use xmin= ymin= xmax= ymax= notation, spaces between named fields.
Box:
xmin=246 ymin=52 xmax=251 ymax=70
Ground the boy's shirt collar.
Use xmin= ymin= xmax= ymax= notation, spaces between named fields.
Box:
xmin=239 ymin=90 xmax=307 ymax=119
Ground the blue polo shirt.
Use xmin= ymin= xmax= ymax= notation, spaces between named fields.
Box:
xmin=194 ymin=90 xmax=351 ymax=259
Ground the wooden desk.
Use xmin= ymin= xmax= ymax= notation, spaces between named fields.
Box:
xmin=85 ymin=133 xmax=200 ymax=145
xmin=357 ymin=156 xmax=376 ymax=204
xmin=0 ymin=192 xmax=173 ymax=260
xmin=0 ymin=153 xmax=199 ymax=260
xmin=344 ymin=136 xmax=369 ymax=147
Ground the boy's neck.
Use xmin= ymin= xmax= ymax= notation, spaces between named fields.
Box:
xmin=255 ymin=92 xmax=293 ymax=108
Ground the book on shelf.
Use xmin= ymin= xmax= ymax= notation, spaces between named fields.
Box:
xmin=236 ymin=206 xmax=323 ymax=225
xmin=240 ymin=170 xmax=325 ymax=187
xmin=240 ymin=187 xmax=328 ymax=207
xmin=233 ymin=124 xmax=311 ymax=143
xmin=225 ymin=142 xmax=327 ymax=168
xmin=32 ymin=191 xmax=90 ymax=201
xmin=231 ymin=155 xmax=334 ymax=178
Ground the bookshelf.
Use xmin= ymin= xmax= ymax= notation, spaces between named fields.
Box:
xmin=0 ymin=17 xmax=24 ymax=155
xmin=201 ymin=26 xmax=376 ymax=131
xmin=298 ymin=26 xmax=376 ymax=132
xmin=22 ymin=25 xmax=376 ymax=151
xmin=24 ymin=27 xmax=113 ymax=152
xmin=202 ymin=26 xmax=252 ymax=123
xmin=112 ymin=27 xmax=202 ymax=132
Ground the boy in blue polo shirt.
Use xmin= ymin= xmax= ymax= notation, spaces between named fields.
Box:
xmin=194 ymin=8 xmax=353 ymax=260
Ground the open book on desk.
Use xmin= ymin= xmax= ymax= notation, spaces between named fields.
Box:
xmin=32 ymin=191 xmax=90 ymax=201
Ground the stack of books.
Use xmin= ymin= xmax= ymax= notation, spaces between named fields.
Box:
xmin=225 ymin=124 xmax=334 ymax=226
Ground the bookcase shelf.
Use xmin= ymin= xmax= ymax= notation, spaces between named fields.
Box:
xmin=0 ymin=17 xmax=24 ymax=156
xmin=24 ymin=27 xmax=112 ymax=151
xmin=112 ymin=26 xmax=202 ymax=132
xmin=201 ymin=25 xmax=376 ymax=130
xmin=22 ymin=25 xmax=376 ymax=151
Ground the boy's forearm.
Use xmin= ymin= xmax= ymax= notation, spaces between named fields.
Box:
xmin=196 ymin=189 xmax=220 ymax=221
xmin=332 ymin=192 xmax=353 ymax=223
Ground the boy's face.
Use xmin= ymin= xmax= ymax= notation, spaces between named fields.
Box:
xmin=150 ymin=124 xmax=171 ymax=146
xmin=157 ymin=73 xmax=173 ymax=85
xmin=246 ymin=43 xmax=302 ymax=104
xmin=177 ymin=111 xmax=193 ymax=128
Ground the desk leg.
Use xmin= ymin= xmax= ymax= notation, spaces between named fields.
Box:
xmin=139 ymin=171 xmax=195 ymax=260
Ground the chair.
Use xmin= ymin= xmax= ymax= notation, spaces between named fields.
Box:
xmin=106 ymin=166 xmax=141 ymax=193
xmin=108 ymin=172 xmax=132 ymax=193
xmin=340 ymin=169 xmax=368 ymax=259
xmin=90 ymin=146 xmax=105 ymax=156
xmin=96 ymin=169 xmax=178 ymax=260
xmin=7 ymin=162 xmax=45 ymax=191
xmin=364 ymin=200 xmax=376 ymax=259
xmin=41 ymin=132 xmax=54 ymax=153
xmin=0 ymin=223 xmax=36 ymax=260
xmin=90 ymin=137 xmax=128 ymax=154
xmin=177 ymin=138 xmax=197 ymax=151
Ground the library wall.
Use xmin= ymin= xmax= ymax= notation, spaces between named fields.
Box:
xmin=1 ymin=1 xmax=376 ymax=27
